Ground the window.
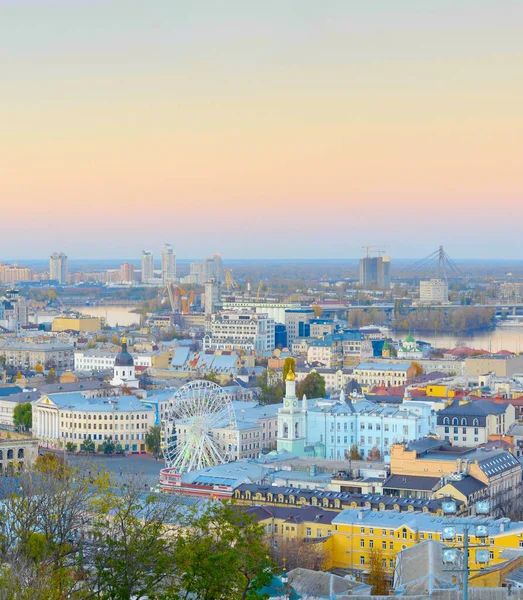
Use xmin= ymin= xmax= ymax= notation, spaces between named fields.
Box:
xmin=369 ymin=540 xmax=374 ymax=549
xmin=461 ymin=418 xmax=467 ymax=426
xmin=389 ymin=542 xmax=393 ymax=550
xmin=360 ymin=556 xmax=365 ymax=566
xmin=306 ymin=528 xmax=311 ymax=536
xmin=473 ymin=418 xmax=479 ymax=427
xmin=369 ymin=528 xmax=374 ymax=534
xmin=443 ymin=417 xmax=450 ymax=425
xmin=360 ymin=527 xmax=365 ymax=534
xmin=382 ymin=541 xmax=387 ymax=550
xmin=360 ymin=539 xmax=365 ymax=548
xmin=390 ymin=559 xmax=394 ymax=568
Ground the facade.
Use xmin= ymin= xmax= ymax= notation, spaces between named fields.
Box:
xmin=285 ymin=308 xmax=315 ymax=346
xmin=74 ymin=348 xmax=169 ymax=372
xmin=396 ymin=334 xmax=424 ymax=360
xmin=277 ymin=372 xmax=433 ymax=460
xmin=222 ymin=301 xmax=299 ymax=325
xmin=110 ymin=338 xmax=139 ymax=389
xmin=161 ymin=244 xmax=176 ymax=282
xmin=0 ymin=437 xmax=39 ymax=474
xmin=436 ymin=399 xmax=516 ymax=446
xmin=359 ymin=256 xmax=391 ymax=288
xmin=49 ymin=252 xmax=68 ymax=284
xmin=203 ymin=311 xmax=275 ymax=352
xmin=51 ymin=316 xmax=101 ymax=333
xmin=466 ymin=355 xmax=523 ymax=378
xmin=0 ymin=264 xmax=33 ymax=284
xmin=419 ymin=278 xmax=449 ymax=304
xmin=120 ymin=262 xmax=135 ymax=283
xmin=353 ymin=362 xmax=416 ymax=387
xmin=307 ymin=337 xmax=343 ymax=368
xmin=204 ymin=278 xmax=221 ymax=316
xmin=33 ymin=392 xmax=154 ymax=452
xmin=0 ymin=341 xmax=74 ymax=370
xmin=390 ymin=440 xmax=522 ymax=517
xmin=141 ymin=250 xmax=154 ymax=283
xmin=0 ymin=289 xmax=29 ymax=330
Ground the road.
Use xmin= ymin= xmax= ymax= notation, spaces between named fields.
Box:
xmin=42 ymin=449 xmax=165 ymax=488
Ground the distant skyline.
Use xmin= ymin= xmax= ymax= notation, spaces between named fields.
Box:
xmin=2 ymin=1 xmax=522 ymax=259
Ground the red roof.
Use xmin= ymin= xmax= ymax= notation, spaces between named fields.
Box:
xmin=495 ymin=350 xmax=515 ymax=356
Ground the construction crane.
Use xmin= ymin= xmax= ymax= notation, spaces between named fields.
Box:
xmin=224 ymin=269 xmax=237 ymax=292
xmin=160 ymin=283 xmax=195 ymax=314
xmin=362 ymin=246 xmax=387 ymax=258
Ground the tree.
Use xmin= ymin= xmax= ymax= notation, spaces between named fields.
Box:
xmin=34 ymin=363 xmax=43 ymax=373
xmin=367 ymin=445 xmax=382 ymax=462
xmin=172 ymin=503 xmax=273 ymax=600
xmin=270 ymin=538 xmax=330 ymax=572
xmin=312 ymin=304 xmax=323 ymax=317
xmin=282 ymin=357 xmax=296 ymax=382
xmin=13 ymin=402 xmax=32 ymax=432
xmin=87 ymin=477 xmax=182 ymax=600
xmin=0 ymin=453 xmax=108 ymax=600
xmin=202 ymin=371 xmax=220 ymax=384
xmin=297 ymin=372 xmax=326 ymax=400
xmin=256 ymin=370 xmax=284 ymax=405
xmin=80 ymin=439 xmax=95 ymax=454
xmin=99 ymin=439 xmax=115 ymax=454
xmin=145 ymin=426 xmax=162 ymax=459
xmin=65 ymin=441 xmax=76 ymax=453
xmin=411 ymin=361 xmax=423 ymax=376
xmin=368 ymin=549 xmax=388 ymax=595
xmin=45 ymin=368 xmax=57 ymax=384
xmin=348 ymin=445 xmax=363 ymax=461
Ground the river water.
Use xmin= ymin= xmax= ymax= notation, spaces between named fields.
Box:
xmin=416 ymin=328 xmax=523 ymax=353
xmin=76 ymin=305 xmax=140 ymax=328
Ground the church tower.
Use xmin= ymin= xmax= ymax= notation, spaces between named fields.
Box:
xmin=276 ymin=367 xmax=307 ymax=456
xmin=111 ymin=336 xmax=139 ymax=389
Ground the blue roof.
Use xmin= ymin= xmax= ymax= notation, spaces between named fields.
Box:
xmin=46 ymin=393 xmax=153 ymax=413
xmin=171 ymin=346 xmax=190 ymax=367
xmin=0 ymin=386 xmax=22 ymax=397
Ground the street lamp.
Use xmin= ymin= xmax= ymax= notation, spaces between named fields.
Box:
xmin=441 ymin=499 xmax=491 ymax=600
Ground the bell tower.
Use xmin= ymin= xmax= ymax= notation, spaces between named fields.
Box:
xmin=276 ymin=367 xmax=306 ymax=455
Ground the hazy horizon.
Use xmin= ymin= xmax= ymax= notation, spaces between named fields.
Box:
xmin=2 ymin=1 xmax=522 ymax=259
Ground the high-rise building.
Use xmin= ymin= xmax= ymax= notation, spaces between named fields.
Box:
xmin=359 ymin=256 xmax=391 ymax=288
xmin=49 ymin=252 xmax=68 ymax=284
xmin=120 ymin=262 xmax=135 ymax=283
xmin=161 ymin=244 xmax=176 ymax=282
xmin=141 ymin=251 xmax=154 ymax=283
xmin=204 ymin=278 xmax=221 ymax=316
xmin=419 ymin=279 xmax=448 ymax=304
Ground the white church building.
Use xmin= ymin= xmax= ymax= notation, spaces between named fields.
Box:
xmin=277 ymin=369 xmax=435 ymax=461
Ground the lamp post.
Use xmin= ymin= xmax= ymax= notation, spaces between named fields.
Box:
xmin=441 ymin=499 xmax=491 ymax=600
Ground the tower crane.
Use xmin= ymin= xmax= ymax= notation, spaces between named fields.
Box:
xmin=224 ymin=269 xmax=237 ymax=292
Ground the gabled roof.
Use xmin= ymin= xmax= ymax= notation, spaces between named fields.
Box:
xmin=439 ymin=399 xmax=510 ymax=416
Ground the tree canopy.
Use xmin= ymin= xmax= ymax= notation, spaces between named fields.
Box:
xmin=297 ymin=371 xmax=326 ymax=399
xmin=13 ymin=402 xmax=32 ymax=431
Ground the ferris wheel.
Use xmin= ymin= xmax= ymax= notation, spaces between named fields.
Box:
xmin=163 ymin=380 xmax=237 ymax=473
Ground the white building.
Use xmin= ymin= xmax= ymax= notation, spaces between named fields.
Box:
xmin=352 ymin=362 xmax=415 ymax=387
xmin=277 ymin=371 xmax=434 ymax=461
xmin=110 ymin=338 xmax=139 ymax=389
xmin=74 ymin=349 xmax=156 ymax=372
xmin=203 ymin=311 xmax=275 ymax=352
xmin=419 ymin=279 xmax=448 ymax=304
xmin=161 ymin=244 xmax=176 ymax=282
xmin=50 ymin=252 xmax=68 ymax=284
xmin=141 ymin=250 xmax=154 ymax=283
xmin=32 ymin=392 xmax=154 ymax=452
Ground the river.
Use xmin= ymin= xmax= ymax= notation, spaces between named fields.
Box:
xmin=414 ymin=328 xmax=523 ymax=353
xmin=76 ymin=305 xmax=140 ymax=328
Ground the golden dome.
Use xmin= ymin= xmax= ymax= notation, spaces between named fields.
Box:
xmin=286 ymin=369 xmax=296 ymax=381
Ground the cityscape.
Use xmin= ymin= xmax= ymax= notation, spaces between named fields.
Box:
xmin=2 ymin=1 xmax=523 ymax=599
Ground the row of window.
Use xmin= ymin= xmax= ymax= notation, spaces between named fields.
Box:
xmin=61 ymin=412 xmax=148 ymax=420
xmin=442 ymin=417 xmax=480 ymax=426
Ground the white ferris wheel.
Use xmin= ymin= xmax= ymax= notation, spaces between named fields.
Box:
xmin=163 ymin=380 xmax=237 ymax=473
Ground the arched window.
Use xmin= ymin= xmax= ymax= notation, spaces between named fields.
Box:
xmin=443 ymin=417 xmax=450 ymax=425
xmin=473 ymin=418 xmax=479 ymax=426
xmin=294 ymin=422 xmax=299 ymax=438
xmin=452 ymin=418 xmax=458 ymax=425
xmin=0 ymin=450 xmax=3 ymax=460
xmin=18 ymin=448 xmax=24 ymax=459
xmin=461 ymin=418 xmax=467 ymax=426
xmin=283 ymin=423 xmax=289 ymax=438
xmin=7 ymin=449 xmax=13 ymax=460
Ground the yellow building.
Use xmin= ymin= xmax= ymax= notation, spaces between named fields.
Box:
xmin=52 ymin=316 xmax=101 ymax=333
xmin=330 ymin=507 xmax=523 ymax=580
xmin=425 ymin=384 xmax=456 ymax=398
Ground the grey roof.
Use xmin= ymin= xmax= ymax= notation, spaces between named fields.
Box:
xmin=395 ymin=540 xmax=463 ymax=595
xmin=288 ymin=567 xmax=370 ymax=597
xmin=444 ymin=476 xmax=487 ymax=496
xmin=439 ymin=399 xmax=510 ymax=416
xmin=355 ymin=362 xmax=412 ymax=372
xmin=383 ymin=474 xmax=441 ymax=491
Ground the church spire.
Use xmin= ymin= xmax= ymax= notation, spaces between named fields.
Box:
xmin=302 ymin=393 xmax=307 ymax=412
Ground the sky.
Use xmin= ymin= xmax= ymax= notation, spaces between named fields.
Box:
xmin=1 ymin=0 xmax=522 ymax=260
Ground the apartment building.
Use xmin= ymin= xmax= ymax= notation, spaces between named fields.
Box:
xmin=0 ymin=341 xmax=74 ymax=370
xmin=203 ymin=311 xmax=275 ymax=352
xmin=352 ymin=362 xmax=416 ymax=387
